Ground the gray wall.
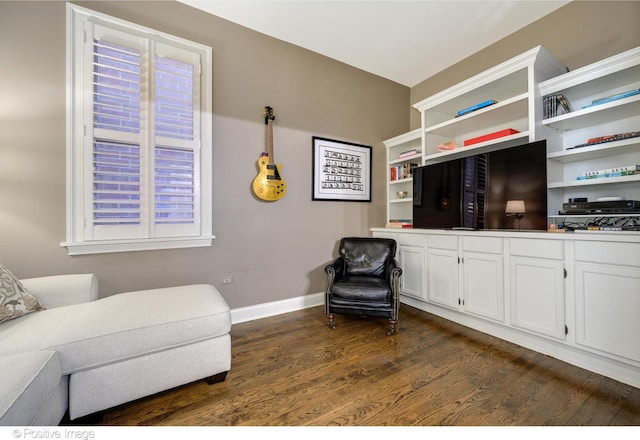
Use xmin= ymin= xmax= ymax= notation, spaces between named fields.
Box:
xmin=0 ymin=1 xmax=409 ymax=307
xmin=1 ymin=1 xmax=639 ymax=310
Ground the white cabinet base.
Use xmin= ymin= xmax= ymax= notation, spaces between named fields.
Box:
xmin=575 ymin=263 xmax=640 ymax=363
xmin=375 ymin=227 xmax=640 ymax=389
xmin=401 ymin=293 xmax=640 ymax=389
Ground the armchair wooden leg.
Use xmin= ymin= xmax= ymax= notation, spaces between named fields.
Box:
xmin=386 ymin=319 xmax=396 ymax=336
xmin=327 ymin=314 xmax=336 ymax=330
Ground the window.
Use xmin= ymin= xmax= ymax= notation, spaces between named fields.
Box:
xmin=64 ymin=4 xmax=213 ymax=255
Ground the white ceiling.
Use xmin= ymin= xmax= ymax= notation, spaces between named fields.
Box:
xmin=178 ymin=0 xmax=571 ymax=87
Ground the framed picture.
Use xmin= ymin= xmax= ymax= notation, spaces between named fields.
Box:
xmin=312 ymin=136 xmax=372 ymax=202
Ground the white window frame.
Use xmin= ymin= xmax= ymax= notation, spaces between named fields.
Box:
xmin=63 ymin=3 xmax=213 ymax=255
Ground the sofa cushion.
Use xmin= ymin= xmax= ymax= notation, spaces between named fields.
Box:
xmin=0 ymin=264 xmax=43 ymax=324
xmin=0 ymin=351 xmax=62 ymax=426
xmin=0 ymin=284 xmax=231 ymax=375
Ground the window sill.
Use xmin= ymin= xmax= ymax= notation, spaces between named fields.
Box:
xmin=61 ymin=236 xmax=215 ymax=255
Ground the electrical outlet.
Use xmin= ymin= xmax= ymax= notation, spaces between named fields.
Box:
xmin=221 ymin=275 xmax=233 ymax=285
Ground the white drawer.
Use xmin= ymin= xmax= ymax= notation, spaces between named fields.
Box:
xmin=398 ymin=233 xmax=423 ymax=247
xmin=575 ymin=241 xmax=640 ymax=267
xmin=427 ymin=234 xmax=458 ymax=250
xmin=463 ymin=236 xmax=502 ymax=254
xmin=510 ymin=238 xmax=563 ymax=260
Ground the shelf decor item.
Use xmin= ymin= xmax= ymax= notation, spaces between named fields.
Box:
xmin=312 ymin=136 xmax=372 ymax=202
xmin=581 ymin=88 xmax=640 ymax=109
xmin=464 ymin=128 xmax=520 ymax=147
xmin=505 ymin=200 xmax=526 ymax=230
xmin=456 ymin=99 xmax=497 ymax=117
xmin=437 ymin=141 xmax=458 ymax=151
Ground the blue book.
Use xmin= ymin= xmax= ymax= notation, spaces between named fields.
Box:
xmin=456 ymin=99 xmax=497 ymax=117
xmin=582 ymin=89 xmax=640 ymax=109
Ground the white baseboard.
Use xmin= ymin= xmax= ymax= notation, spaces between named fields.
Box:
xmin=230 ymin=292 xmax=324 ymax=324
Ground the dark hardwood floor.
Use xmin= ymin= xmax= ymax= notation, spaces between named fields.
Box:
xmin=100 ymin=304 xmax=640 ymax=426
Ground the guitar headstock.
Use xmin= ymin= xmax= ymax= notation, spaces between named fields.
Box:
xmin=263 ymin=106 xmax=275 ymax=124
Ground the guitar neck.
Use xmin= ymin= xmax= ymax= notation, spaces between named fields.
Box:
xmin=267 ymin=119 xmax=275 ymax=165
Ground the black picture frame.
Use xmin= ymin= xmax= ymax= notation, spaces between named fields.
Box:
xmin=312 ymin=136 xmax=372 ymax=202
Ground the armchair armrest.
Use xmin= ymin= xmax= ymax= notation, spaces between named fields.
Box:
xmin=386 ymin=259 xmax=402 ymax=282
xmin=324 ymin=257 xmax=345 ymax=280
xmin=20 ymin=274 xmax=99 ymax=309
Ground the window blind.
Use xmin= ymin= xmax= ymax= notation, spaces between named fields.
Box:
xmin=91 ymin=37 xmax=199 ymax=229
xmin=65 ymin=4 xmax=212 ymax=254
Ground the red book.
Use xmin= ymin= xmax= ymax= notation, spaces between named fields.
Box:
xmin=464 ymin=128 xmax=520 ymax=146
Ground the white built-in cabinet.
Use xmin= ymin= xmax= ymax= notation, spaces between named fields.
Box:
xmin=372 ymin=228 xmax=640 ymax=389
xmin=396 ymin=233 xmax=426 ymax=300
xmin=425 ymin=235 xmax=504 ymax=323
xmin=425 ymin=235 xmax=458 ymax=310
xmin=460 ymin=236 xmax=504 ymax=323
xmin=383 ymin=46 xmax=566 ymax=225
xmin=509 ymin=238 xmax=566 ymax=340
xmin=375 ymin=230 xmax=426 ymax=301
xmin=539 ymin=46 xmax=640 ymax=221
xmin=413 ymin=46 xmax=566 ymax=165
xmin=383 ymin=129 xmax=421 ymax=224
xmin=573 ymin=240 xmax=640 ymax=363
xmin=375 ymin=46 xmax=640 ymax=388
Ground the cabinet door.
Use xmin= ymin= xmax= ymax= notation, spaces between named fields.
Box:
xmin=510 ymin=257 xmax=565 ymax=340
xmin=462 ymin=252 xmax=504 ymax=322
xmin=398 ymin=245 xmax=425 ymax=300
xmin=426 ymin=248 xmax=459 ymax=310
xmin=574 ymin=263 xmax=640 ymax=363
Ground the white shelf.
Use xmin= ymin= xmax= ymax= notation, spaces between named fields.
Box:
xmin=542 ymin=94 xmax=640 ymax=131
xmin=390 ymin=198 xmax=413 ymax=204
xmin=384 ymin=129 xmax=421 ymax=224
xmin=540 ymin=46 xmax=640 ymax=216
xmin=548 ymin=174 xmax=640 ymax=189
xmin=549 ymin=213 xmax=640 ymax=218
xmin=547 ymin=137 xmax=640 ymax=162
xmin=424 ymin=131 xmax=530 ymax=163
xmin=390 ymin=154 xmax=421 ymax=165
xmin=390 ymin=178 xmax=413 ymax=185
xmin=425 ymin=93 xmax=528 ymax=137
xmin=539 ymin=47 xmax=640 ymax=95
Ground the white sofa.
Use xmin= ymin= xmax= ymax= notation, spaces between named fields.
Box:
xmin=0 ymin=274 xmax=231 ymax=425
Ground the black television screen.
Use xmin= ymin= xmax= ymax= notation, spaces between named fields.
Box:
xmin=413 ymin=140 xmax=547 ymax=230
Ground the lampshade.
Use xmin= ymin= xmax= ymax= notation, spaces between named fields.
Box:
xmin=505 ymin=200 xmax=526 ymax=214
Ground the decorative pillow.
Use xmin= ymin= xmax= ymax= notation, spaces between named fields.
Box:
xmin=0 ymin=264 xmax=43 ymax=324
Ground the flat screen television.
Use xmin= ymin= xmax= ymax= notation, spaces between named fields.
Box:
xmin=412 ymin=140 xmax=547 ymax=230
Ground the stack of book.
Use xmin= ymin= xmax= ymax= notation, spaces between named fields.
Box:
xmin=577 ymin=165 xmax=639 ymax=180
xmin=543 ymin=93 xmax=573 ymax=119
xmin=385 ymin=220 xmax=412 ymax=229
xmin=390 ymin=162 xmax=419 ymax=181
xmin=398 ymin=148 xmax=419 ymax=159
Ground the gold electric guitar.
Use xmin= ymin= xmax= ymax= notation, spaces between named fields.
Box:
xmin=252 ymin=106 xmax=286 ymax=201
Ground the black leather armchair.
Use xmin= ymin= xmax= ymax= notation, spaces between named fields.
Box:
xmin=324 ymin=237 xmax=402 ymax=335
